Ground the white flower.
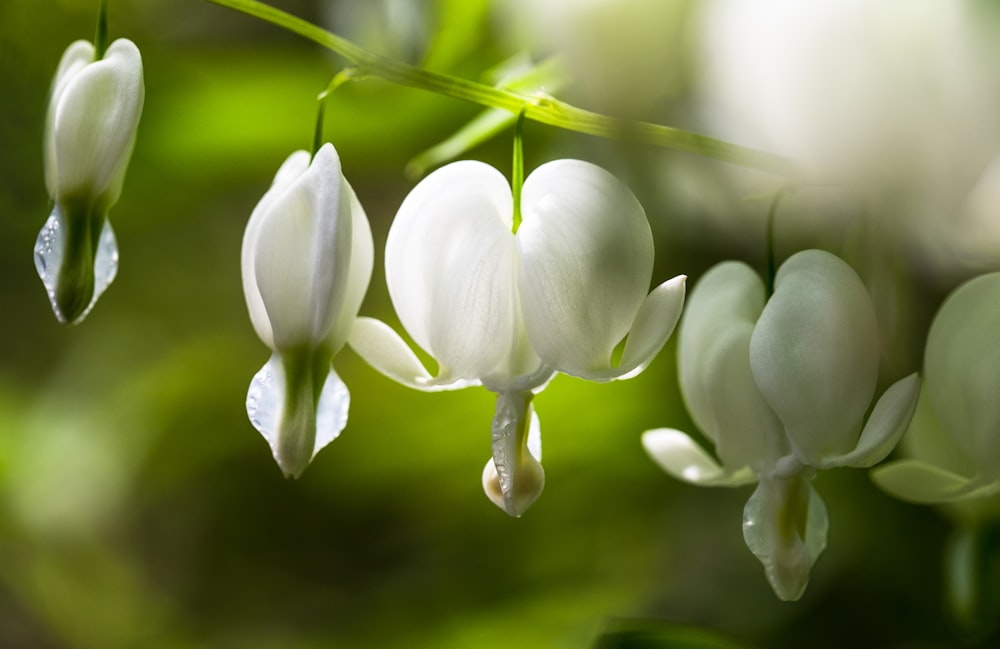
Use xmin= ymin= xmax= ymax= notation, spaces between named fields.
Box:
xmin=873 ymin=272 xmax=1000 ymax=510
xmin=242 ymin=143 xmax=373 ymax=478
xmin=349 ymin=159 xmax=685 ymax=516
xmin=642 ymin=249 xmax=919 ymax=600
xmin=36 ymin=38 xmax=144 ymax=324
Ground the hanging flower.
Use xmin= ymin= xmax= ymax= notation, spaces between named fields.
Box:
xmin=242 ymin=143 xmax=373 ymax=478
xmin=36 ymin=37 xmax=144 ymax=324
xmin=873 ymin=272 xmax=1000 ymax=507
xmin=349 ymin=159 xmax=685 ymax=516
xmin=642 ymin=249 xmax=919 ymax=600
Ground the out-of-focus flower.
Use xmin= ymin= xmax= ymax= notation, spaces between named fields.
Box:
xmin=643 ymin=250 xmax=918 ymax=600
xmin=873 ymin=272 xmax=1000 ymax=508
xmin=242 ymin=143 xmax=373 ymax=479
xmin=350 ymin=159 xmax=685 ymax=516
xmin=695 ymin=0 xmax=1000 ymax=270
xmin=36 ymin=38 xmax=144 ymax=324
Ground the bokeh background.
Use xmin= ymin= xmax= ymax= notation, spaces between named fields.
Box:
xmin=2 ymin=1 xmax=1000 ymax=647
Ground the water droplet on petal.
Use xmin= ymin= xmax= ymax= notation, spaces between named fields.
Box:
xmin=34 ymin=207 xmax=119 ymax=324
xmin=246 ymin=355 xmax=350 ymax=465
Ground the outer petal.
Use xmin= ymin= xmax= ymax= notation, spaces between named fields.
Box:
xmin=386 ymin=161 xmax=520 ymax=383
xmin=253 ymin=144 xmax=352 ymax=350
xmin=50 ymin=38 xmax=144 ymax=203
xmin=924 ymin=272 xmax=1000 ymax=480
xmin=750 ymin=250 xmax=879 ymax=465
xmin=242 ymin=150 xmax=312 ymax=348
xmin=642 ymin=428 xmax=756 ymax=487
xmin=819 ymin=373 xmax=920 ymax=469
xmin=328 ymin=179 xmax=374 ymax=352
xmin=870 ymin=460 xmax=996 ymax=504
xmin=45 ymin=40 xmax=95 ymax=198
xmin=517 ymin=159 xmax=654 ymax=376
xmin=348 ymin=317 xmax=476 ymax=391
xmin=678 ymin=261 xmax=783 ymax=473
xmin=743 ymin=475 xmax=828 ymax=601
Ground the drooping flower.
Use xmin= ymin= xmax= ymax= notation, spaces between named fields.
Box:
xmin=873 ymin=272 xmax=1000 ymax=507
xmin=242 ymin=143 xmax=373 ymax=478
xmin=36 ymin=38 xmax=144 ymax=324
xmin=642 ymin=249 xmax=919 ymax=600
xmin=349 ymin=159 xmax=685 ymax=516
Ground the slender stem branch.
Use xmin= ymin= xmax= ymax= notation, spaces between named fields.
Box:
xmin=94 ymin=0 xmax=109 ymax=59
xmin=511 ymin=109 xmax=526 ymax=233
xmin=312 ymin=68 xmax=359 ymax=159
xmin=765 ymin=187 xmax=787 ymax=296
xmin=204 ymin=0 xmax=797 ymax=176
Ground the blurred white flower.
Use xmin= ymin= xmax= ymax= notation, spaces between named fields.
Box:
xmin=36 ymin=38 xmax=144 ymax=324
xmin=873 ymin=272 xmax=1000 ymax=510
xmin=242 ymin=143 xmax=373 ymax=478
xmin=350 ymin=159 xmax=685 ymax=516
xmin=643 ymin=250 xmax=918 ymax=600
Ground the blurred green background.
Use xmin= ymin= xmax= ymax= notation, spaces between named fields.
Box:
xmin=0 ymin=1 xmax=992 ymax=648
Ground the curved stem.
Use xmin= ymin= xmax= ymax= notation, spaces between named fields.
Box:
xmin=511 ymin=108 xmax=526 ymax=233
xmin=94 ymin=0 xmax=109 ymax=59
xmin=204 ymin=0 xmax=796 ymax=176
xmin=312 ymin=68 xmax=360 ymax=159
xmin=764 ymin=187 xmax=787 ymax=297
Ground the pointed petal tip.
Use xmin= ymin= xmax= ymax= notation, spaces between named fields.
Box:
xmin=482 ymin=457 xmax=545 ymax=517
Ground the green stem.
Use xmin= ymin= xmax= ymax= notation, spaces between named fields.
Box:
xmin=204 ymin=0 xmax=796 ymax=176
xmin=312 ymin=68 xmax=360 ymax=159
xmin=764 ymin=187 xmax=787 ymax=297
xmin=511 ymin=108 xmax=526 ymax=233
xmin=94 ymin=0 xmax=109 ymax=59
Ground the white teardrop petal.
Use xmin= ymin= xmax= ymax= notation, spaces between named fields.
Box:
xmin=242 ymin=150 xmax=313 ymax=348
xmin=822 ymin=373 xmax=920 ymax=469
xmin=750 ymin=250 xmax=879 ymax=465
xmin=518 ymin=159 xmax=653 ymax=376
xmin=348 ymin=317 xmax=475 ymax=391
xmin=328 ymin=179 xmax=374 ymax=352
xmin=677 ymin=261 xmax=781 ymax=473
xmin=45 ymin=40 xmax=95 ymax=198
xmin=924 ymin=272 xmax=1000 ymax=480
xmin=642 ymin=428 xmax=756 ymax=487
xmin=254 ymin=144 xmax=352 ymax=350
xmin=51 ymin=38 xmax=143 ymax=202
xmin=386 ymin=161 xmax=517 ymax=382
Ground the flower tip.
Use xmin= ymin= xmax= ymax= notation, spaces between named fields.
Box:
xmin=482 ymin=457 xmax=545 ymax=517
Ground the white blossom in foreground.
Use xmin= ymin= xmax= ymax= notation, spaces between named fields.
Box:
xmin=36 ymin=38 xmax=144 ymax=324
xmin=873 ymin=273 xmax=1000 ymax=508
xmin=242 ymin=143 xmax=373 ymax=478
xmin=349 ymin=159 xmax=685 ymax=516
xmin=642 ymin=250 xmax=918 ymax=600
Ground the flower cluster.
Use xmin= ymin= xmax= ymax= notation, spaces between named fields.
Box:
xmin=642 ymin=250 xmax=919 ymax=600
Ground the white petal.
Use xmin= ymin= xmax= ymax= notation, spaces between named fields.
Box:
xmin=581 ymin=275 xmax=686 ymax=381
xmin=742 ymin=476 xmax=828 ymax=601
xmin=482 ymin=391 xmax=545 ymax=517
xmin=386 ymin=161 xmax=519 ymax=382
xmin=924 ymin=272 xmax=1000 ymax=480
xmin=820 ymin=373 xmax=920 ymax=469
xmin=253 ymin=144 xmax=352 ymax=350
xmin=641 ymin=428 xmax=756 ymax=487
xmin=241 ymin=150 xmax=312 ymax=348
xmin=245 ymin=353 xmax=349 ymax=478
xmin=51 ymin=38 xmax=143 ymax=203
xmin=750 ymin=250 xmax=879 ymax=465
xmin=327 ymin=179 xmax=374 ymax=352
xmin=517 ymin=159 xmax=654 ymax=376
xmin=33 ymin=206 xmax=118 ymax=325
xmin=348 ymin=317 xmax=476 ymax=391
xmin=45 ymin=40 xmax=95 ymax=198
xmin=677 ymin=261 xmax=782 ymax=473
xmin=870 ymin=460 xmax=988 ymax=504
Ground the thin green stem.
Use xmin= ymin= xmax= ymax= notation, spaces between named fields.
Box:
xmin=511 ymin=108 xmax=526 ymax=233
xmin=312 ymin=68 xmax=359 ymax=159
xmin=204 ymin=0 xmax=796 ymax=176
xmin=764 ymin=187 xmax=786 ymax=297
xmin=94 ymin=0 xmax=109 ymax=59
